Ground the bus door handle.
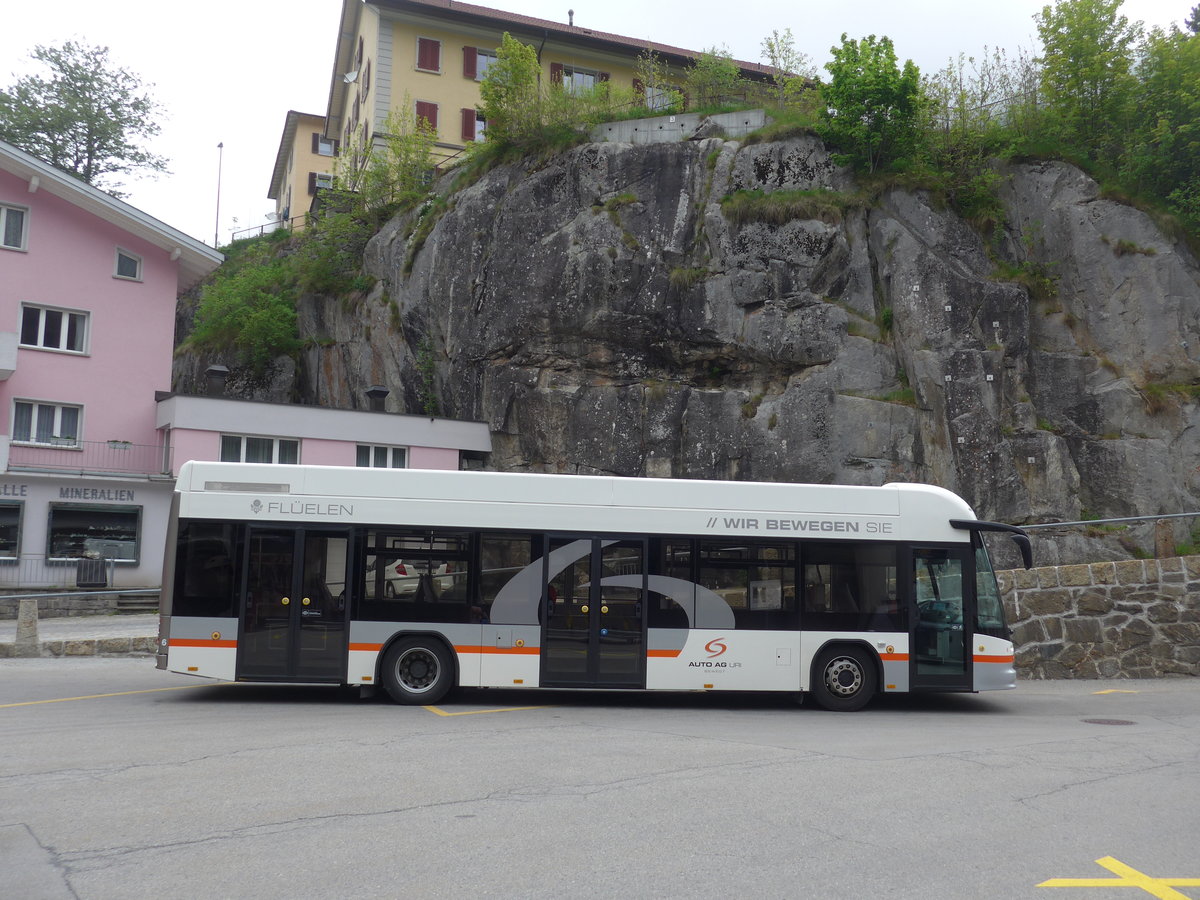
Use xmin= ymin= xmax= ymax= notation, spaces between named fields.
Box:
xmin=600 ymin=605 xmax=609 ymax=614
xmin=281 ymin=597 xmax=290 ymax=606
xmin=302 ymin=597 xmax=311 ymax=606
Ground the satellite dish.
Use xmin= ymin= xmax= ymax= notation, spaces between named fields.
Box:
xmin=343 ymin=70 xmax=359 ymax=83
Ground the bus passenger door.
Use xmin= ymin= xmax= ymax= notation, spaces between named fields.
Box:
xmin=541 ymin=538 xmax=646 ymax=688
xmin=909 ymin=547 xmax=973 ymax=692
xmin=239 ymin=527 xmax=348 ymax=682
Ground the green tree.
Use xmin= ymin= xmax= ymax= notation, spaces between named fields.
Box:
xmin=685 ymin=47 xmax=745 ymax=109
xmin=634 ymin=49 xmax=682 ymax=113
xmin=336 ymin=101 xmax=435 ymax=215
xmin=477 ymin=32 xmax=543 ymax=147
xmin=0 ymin=41 xmax=167 ymax=195
xmin=1034 ymin=0 xmax=1141 ymax=162
xmin=1125 ymin=24 xmax=1200 ymax=226
xmin=760 ymin=28 xmax=814 ymax=107
xmin=819 ymin=34 xmax=922 ymax=173
xmin=1186 ymin=4 xmax=1199 ymax=33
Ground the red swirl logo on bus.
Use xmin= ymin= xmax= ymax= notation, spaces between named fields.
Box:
xmin=705 ymin=638 xmax=727 ymax=658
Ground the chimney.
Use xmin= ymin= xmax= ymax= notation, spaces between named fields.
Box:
xmin=365 ymin=385 xmax=389 ymax=411
xmin=568 ymin=8 xmax=574 ymax=26
xmin=205 ymin=365 xmax=230 ymax=397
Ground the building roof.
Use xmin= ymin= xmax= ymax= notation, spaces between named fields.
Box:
xmin=390 ymin=0 xmax=771 ymax=74
xmin=326 ymin=0 xmax=772 ymax=134
xmin=268 ymin=110 xmax=326 ymax=201
xmin=0 ymin=139 xmax=223 ymax=292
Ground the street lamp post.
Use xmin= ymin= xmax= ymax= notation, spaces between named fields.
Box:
xmin=214 ymin=141 xmax=224 ymax=249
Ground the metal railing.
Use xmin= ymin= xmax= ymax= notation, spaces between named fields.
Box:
xmin=7 ymin=439 xmax=172 ymax=477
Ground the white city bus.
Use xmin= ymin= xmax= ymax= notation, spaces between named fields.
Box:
xmin=157 ymin=462 xmax=1031 ymax=711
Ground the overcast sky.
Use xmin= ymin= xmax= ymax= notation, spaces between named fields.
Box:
xmin=2 ymin=0 xmax=1193 ymax=250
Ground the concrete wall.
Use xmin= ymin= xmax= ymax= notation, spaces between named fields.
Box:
xmin=999 ymin=556 xmax=1200 ymax=679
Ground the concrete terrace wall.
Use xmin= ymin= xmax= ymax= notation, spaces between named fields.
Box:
xmin=999 ymin=557 xmax=1200 ymax=679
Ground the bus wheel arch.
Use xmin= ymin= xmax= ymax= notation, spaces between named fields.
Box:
xmin=378 ymin=633 xmax=456 ymax=705
xmin=810 ymin=642 xmax=880 ymax=712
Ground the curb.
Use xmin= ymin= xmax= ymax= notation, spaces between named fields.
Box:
xmin=0 ymin=637 xmax=157 ymax=659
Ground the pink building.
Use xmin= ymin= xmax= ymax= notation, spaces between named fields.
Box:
xmin=0 ymin=140 xmax=490 ymax=595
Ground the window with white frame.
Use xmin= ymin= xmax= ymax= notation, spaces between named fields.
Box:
xmin=20 ymin=304 xmax=88 ymax=353
xmin=115 ymin=248 xmax=142 ymax=281
xmin=1 ymin=204 xmax=28 ymax=250
xmin=0 ymin=502 xmax=22 ymax=560
xmin=475 ymin=48 xmax=498 ymax=80
xmin=13 ymin=400 xmax=81 ymax=446
xmin=563 ymin=65 xmax=600 ymax=94
xmin=356 ymin=445 xmax=407 ymax=468
xmin=47 ymin=503 xmax=141 ymax=562
xmin=220 ymin=435 xmax=299 ymax=464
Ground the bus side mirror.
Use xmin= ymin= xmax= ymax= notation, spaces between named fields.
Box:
xmin=1012 ymin=534 xmax=1033 ymax=570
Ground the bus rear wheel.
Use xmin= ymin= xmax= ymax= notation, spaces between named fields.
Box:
xmin=381 ymin=638 xmax=453 ymax=705
xmin=812 ymin=647 xmax=877 ymax=712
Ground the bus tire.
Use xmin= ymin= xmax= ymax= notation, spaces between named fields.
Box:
xmin=811 ymin=646 xmax=877 ymax=712
xmin=380 ymin=637 xmax=453 ymax=705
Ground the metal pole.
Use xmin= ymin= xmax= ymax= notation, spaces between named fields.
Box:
xmin=214 ymin=141 xmax=224 ymax=248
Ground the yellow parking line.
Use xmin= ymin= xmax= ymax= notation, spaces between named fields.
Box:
xmin=0 ymin=684 xmax=220 ymax=709
xmin=1093 ymin=689 xmax=1139 ymax=695
xmin=424 ymin=704 xmax=552 ymax=717
xmin=1039 ymin=856 xmax=1200 ymax=897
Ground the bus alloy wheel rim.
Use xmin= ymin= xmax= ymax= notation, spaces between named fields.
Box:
xmin=398 ymin=648 xmax=437 ymax=691
xmin=826 ymin=658 xmax=862 ymax=697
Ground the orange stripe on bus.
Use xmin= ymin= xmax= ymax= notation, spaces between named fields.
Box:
xmin=349 ymin=643 xmax=383 ymax=652
xmin=974 ymin=654 xmax=1015 ymax=664
xmin=878 ymin=653 xmax=909 ymax=662
xmin=170 ymin=639 xmax=237 ymax=649
xmin=646 ymin=649 xmax=682 ymax=658
xmin=454 ymin=645 xmax=541 ymax=655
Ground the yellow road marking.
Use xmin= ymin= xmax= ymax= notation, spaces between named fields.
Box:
xmin=0 ymin=683 xmax=223 ymax=709
xmin=424 ymin=704 xmax=552 ymax=717
xmin=1093 ymin=689 xmax=1139 ymax=694
xmin=1039 ymin=856 xmax=1200 ymax=898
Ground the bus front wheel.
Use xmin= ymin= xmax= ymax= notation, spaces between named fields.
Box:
xmin=811 ymin=647 xmax=877 ymax=712
xmin=381 ymin=638 xmax=453 ymax=705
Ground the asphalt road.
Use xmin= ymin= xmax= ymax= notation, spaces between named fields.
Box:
xmin=2 ymin=659 xmax=1198 ymax=899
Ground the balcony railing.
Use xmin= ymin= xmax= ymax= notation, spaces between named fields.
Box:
xmin=7 ymin=440 xmax=172 ymax=477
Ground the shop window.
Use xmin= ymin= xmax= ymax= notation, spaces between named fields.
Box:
xmin=0 ymin=502 xmax=22 ymax=559
xmin=47 ymin=504 xmax=141 ymax=562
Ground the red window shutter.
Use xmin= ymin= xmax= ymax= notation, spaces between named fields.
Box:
xmin=550 ymin=62 xmax=563 ymax=85
xmin=311 ymin=133 xmax=320 ymax=153
xmin=463 ymin=46 xmax=477 ymax=79
xmin=307 ymin=172 xmax=317 ymax=196
xmin=599 ymin=72 xmax=610 ymax=82
xmin=633 ymin=78 xmax=644 ymax=99
xmin=461 ymin=108 xmax=477 ymax=141
xmin=332 ymin=140 xmax=340 ymax=157
xmin=363 ymin=60 xmax=371 ymax=95
xmin=416 ymin=101 xmax=438 ymax=130
xmin=417 ymin=38 xmax=441 ymax=71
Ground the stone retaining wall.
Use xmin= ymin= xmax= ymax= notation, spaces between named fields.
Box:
xmin=999 ymin=556 xmax=1200 ymax=679
xmin=0 ymin=637 xmax=157 ymax=659
xmin=0 ymin=594 xmax=119 ymax=618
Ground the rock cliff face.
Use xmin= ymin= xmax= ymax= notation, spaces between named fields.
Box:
xmin=176 ymin=135 xmax=1200 ymax=566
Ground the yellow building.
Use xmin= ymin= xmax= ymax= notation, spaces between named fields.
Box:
xmin=323 ymin=0 xmax=772 ymax=169
xmin=267 ymin=110 xmax=340 ymax=228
